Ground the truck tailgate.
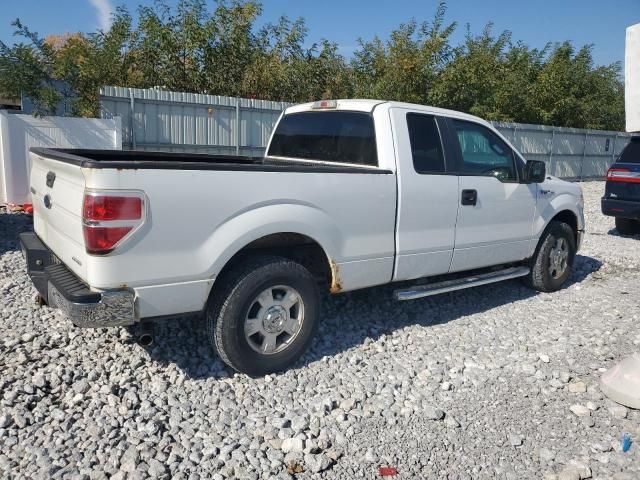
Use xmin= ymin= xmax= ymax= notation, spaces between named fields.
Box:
xmin=30 ymin=150 xmax=88 ymax=280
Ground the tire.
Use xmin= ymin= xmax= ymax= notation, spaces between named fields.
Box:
xmin=524 ymin=221 xmax=576 ymax=293
xmin=206 ymin=255 xmax=320 ymax=376
xmin=615 ymin=217 xmax=640 ymax=235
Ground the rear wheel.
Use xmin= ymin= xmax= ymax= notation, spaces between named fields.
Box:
xmin=615 ymin=217 xmax=640 ymax=235
xmin=206 ymin=256 xmax=320 ymax=376
xmin=524 ymin=221 xmax=576 ymax=292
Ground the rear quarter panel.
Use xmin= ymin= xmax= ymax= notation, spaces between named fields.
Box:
xmin=82 ymin=167 xmax=397 ymax=297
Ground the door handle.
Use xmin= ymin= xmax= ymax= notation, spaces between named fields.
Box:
xmin=461 ymin=189 xmax=477 ymax=206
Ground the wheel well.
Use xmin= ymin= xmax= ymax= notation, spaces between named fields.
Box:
xmin=216 ymin=233 xmax=334 ymax=292
xmin=551 ymin=210 xmax=579 ymax=242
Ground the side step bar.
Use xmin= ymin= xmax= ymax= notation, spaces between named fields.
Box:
xmin=394 ymin=266 xmax=530 ymax=301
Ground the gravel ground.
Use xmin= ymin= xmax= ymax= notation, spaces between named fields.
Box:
xmin=1 ymin=181 xmax=639 ymax=480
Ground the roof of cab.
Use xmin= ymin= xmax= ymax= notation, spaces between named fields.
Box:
xmin=285 ymin=99 xmax=385 ymax=114
xmin=284 ymin=99 xmax=491 ymax=128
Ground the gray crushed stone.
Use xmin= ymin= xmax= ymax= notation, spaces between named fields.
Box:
xmin=1 ymin=182 xmax=639 ymax=479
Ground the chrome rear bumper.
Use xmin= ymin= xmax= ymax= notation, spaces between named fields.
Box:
xmin=20 ymin=232 xmax=137 ymax=328
xmin=47 ymin=282 xmax=136 ymax=328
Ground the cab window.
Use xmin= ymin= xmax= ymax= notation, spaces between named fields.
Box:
xmin=268 ymin=111 xmax=378 ymax=166
xmin=406 ymin=113 xmax=446 ymax=174
xmin=453 ymin=119 xmax=517 ymax=182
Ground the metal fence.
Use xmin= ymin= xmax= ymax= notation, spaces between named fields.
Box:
xmin=100 ymin=86 xmax=291 ymax=158
xmin=493 ymin=122 xmax=633 ymax=180
xmin=100 ymin=86 xmax=633 ymax=180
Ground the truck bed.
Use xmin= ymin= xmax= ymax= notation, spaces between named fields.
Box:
xmin=29 ymin=148 xmax=390 ymax=174
xmin=28 ymin=145 xmax=398 ymax=319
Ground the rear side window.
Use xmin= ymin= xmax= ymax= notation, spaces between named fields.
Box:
xmin=268 ymin=112 xmax=378 ymax=166
xmin=406 ymin=113 xmax=446 ymax=174
xmin=619 ymin=137 xmax=640 ymax=163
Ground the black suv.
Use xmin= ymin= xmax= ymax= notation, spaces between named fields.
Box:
xmin=602 ymin=136 xmax=640 ymax=235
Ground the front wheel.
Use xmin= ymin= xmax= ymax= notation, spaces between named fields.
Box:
xmin=206 ymin=256 xmax=320 ymax=376
xmin=524 ymin=221 xmax=576 ymax=292
xmin=615 ymin=217 xmax=640 ymax=236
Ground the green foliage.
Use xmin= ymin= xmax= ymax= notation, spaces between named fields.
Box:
xmin=0 ymin=20 xmax=61 ymax=115
xmin=352 ymin=2 xmax=456 ymax=103
xmin=427 ymin=24 xmax=515 ymax=118
xmin=529 ymin=43 xmax=624 ymax=130
xmin=0 ymin=1 xmax=625 ymax=130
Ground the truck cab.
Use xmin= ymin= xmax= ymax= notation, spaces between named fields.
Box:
xmin=269 ymin=100 xmax=583 ymax=281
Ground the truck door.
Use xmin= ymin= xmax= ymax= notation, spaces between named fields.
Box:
xmin=446 ymin=118 xmax=537 ymax=272
xmin=391 ymin=108 xmax=459 ymax=281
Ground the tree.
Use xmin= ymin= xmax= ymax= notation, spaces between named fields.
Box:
xmin=530 ymin=42 xmax=624 ymax=130
xmin=58 ymin=7 xmax=138 ymax=117
xmin=351 ymin=2 xmax=456 ymax=103
xmin=490 ymin=42 xmax=546 ymax=124
xmin=0 ymin=20 xmax=61 ymax=115
xmin=243 ymin=17 xmax=352 ymax=102
xmin=0 ymin=1 xmax=625 ymax=130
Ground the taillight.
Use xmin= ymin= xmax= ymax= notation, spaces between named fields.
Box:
xmin=83 ymin=195 xmax=142 ymax=221
xmin=607 ymin=167 xmax=640 ymax=183
xmin=82 ymin=191 xmax=145 ymax=255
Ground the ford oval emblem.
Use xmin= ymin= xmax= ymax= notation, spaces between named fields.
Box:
xmin=44 ymin=194 xmax=52 ymax=209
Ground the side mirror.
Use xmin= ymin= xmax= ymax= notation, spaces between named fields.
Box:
xmin=524 ymin=160 xmax=546 ymax=183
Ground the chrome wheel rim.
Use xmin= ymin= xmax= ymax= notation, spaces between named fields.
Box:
xmin=548 ymin=237 xmax=569 ymax=279
xmin=244 ymin=285 xmax=305 ymax=355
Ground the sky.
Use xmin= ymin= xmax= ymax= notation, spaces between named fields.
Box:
xmin=0 ymin=0 xmax=638 ymax=67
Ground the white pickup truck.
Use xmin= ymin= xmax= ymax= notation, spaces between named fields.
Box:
xmin=21 ymin=99 xmax=584 ymax=375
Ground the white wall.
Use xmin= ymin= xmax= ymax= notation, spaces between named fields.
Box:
xmin=627 ymin=23 xmax=640 ymax=133
xmin=0 ymin=112 xmax=121 ymax=205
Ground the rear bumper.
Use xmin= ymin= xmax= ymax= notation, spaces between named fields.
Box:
xmin=19 ymin=232 xmax=136 ymax=328
xmin=601 ymin=197 xmax=640 ymax=220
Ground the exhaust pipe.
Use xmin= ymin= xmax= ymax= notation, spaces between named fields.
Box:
xmin=137 ymin=322 xmax=154 ymax=347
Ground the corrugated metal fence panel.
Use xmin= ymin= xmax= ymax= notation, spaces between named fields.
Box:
xmin=100 ymin=87 xmax=633 ymax=179
xmin=100 ymin=86 xmax=291 ymax=157
xmin=493 ymin=122 xmax=633 ymax=179
xmin=101 ymin=94 xmax=131 ymax=145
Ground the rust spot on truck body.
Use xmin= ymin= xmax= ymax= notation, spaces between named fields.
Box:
xmin=329 ymin=260 xmax=342 ymax=293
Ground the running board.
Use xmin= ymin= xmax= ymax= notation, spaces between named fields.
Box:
xmin=394 ymin=266 xmax=530 ymax=301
